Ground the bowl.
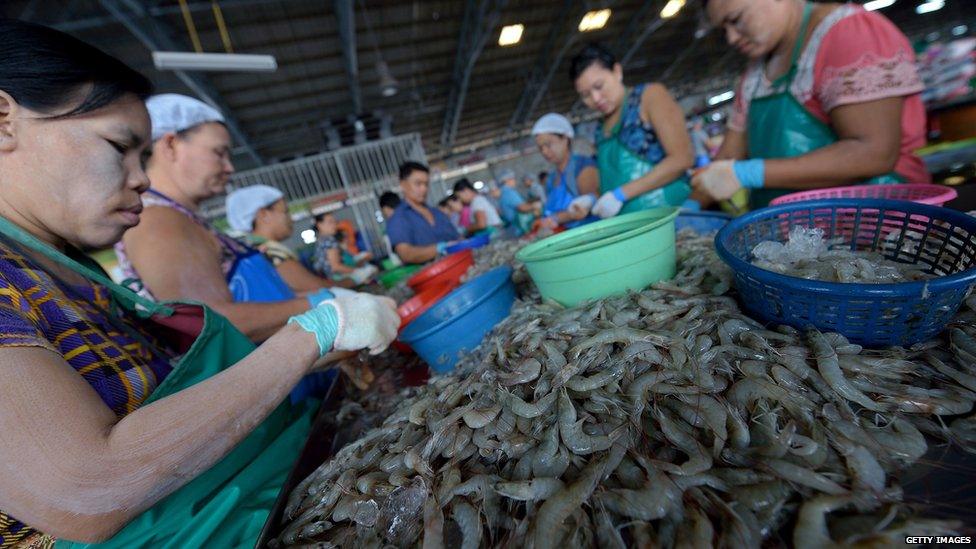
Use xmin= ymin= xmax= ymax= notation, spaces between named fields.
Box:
xmin=516 ymin=208 xmax=680 ymax=306
xmin=378 ymin=265 xmax=421 ymax=289
xmin=399 ymin=266 xmax=516 ymax=372
xmin=406 ymin=250 xmax=474 ymax=293
xmin=393 ymin=282 xmax=455 ymax=353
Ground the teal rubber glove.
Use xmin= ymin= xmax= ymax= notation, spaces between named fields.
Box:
xmin=306 ymin=288 xmax=335 ymax=308
xmin=289 ymin=302 xmax=340 ymax=357
xmin=436 ymin=241 xmax=450 ymax=256
xmin=732 ymin=159 xmax=765 ymax=189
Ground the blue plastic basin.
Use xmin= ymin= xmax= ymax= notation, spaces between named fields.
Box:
xmin=398 ymin=266 xmax=516 ymax=372
xmin=446 ymin=233 xmax=491 ymax=254
xmin=675 ymin=211 xmax=732 ymax=234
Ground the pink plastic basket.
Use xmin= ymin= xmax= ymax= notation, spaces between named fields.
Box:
xmin=769 ymin=184 xmax=957 ymax=207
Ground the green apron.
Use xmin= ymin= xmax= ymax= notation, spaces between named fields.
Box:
xmin=513 ymin=212 xmax=536 ymax=236
xmin=746 ymin=2 xmax=903 ymax=209
xmin=597 ymin=99 xmax=692 ymax=214
xmin=0 ymin=217 xmax=314 ymax=549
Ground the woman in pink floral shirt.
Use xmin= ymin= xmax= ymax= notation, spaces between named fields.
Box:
xmin=693 ymin=0 xmax=929 ymax=208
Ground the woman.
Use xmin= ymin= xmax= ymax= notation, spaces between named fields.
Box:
xmin=0 ymin=20 xmax=399 ymax=547
xmin=531 ymin=113 xmax=600 ymax=229
xmin=312 ymin=213 xmax=377 ymax=285
xmin=226 ymin=184 xmax=354 ymax=292
xmin=693 ymin=0 xmax=929 ymax=209
xmin=571 ymin=43 xmax=695 ymax=218
xmin=116 ymin=93 xmax=336 ymax=342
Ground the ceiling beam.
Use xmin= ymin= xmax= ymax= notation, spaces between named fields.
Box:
xmin=439 ymin=0 xmax=506 ymax=153
xmin=97 ymin=0 xmax=264 ymax=166
xmin=56 ymin=0 xmax=295 ymax=32
xmin=333 ymin=0 xmax=362 ymax=114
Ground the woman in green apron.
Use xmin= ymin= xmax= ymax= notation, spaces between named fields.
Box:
xmin=0 ymin=21 xmax=400 ymax=548
xmin=570 ymin=43 xmax=695 ymax=218
xmin=693 ymin=0 xmax=930 ymax=210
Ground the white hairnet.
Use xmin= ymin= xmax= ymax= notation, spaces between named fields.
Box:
xmin=531 ymin=113 xmax=574 ymax=139
xmin=225 ymin=184 xmax=284 ymax=233
xmin=146 ymin=93 xmax=225 ymax=141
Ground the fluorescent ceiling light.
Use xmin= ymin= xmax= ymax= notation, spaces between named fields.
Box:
xmin=579 ymin=9 xmax=612 ymax=32
xmin=707 ymin=90 xmax=735 ymax=106
xmin=953 ymin=25 xmax=968 ymax=36
xmin=863 ymin=0 xmax=896 ymax=10
xmin=498 ymin=24 xmax=524 ymax=46
xmin=153 ymin=51 xmax=278 ymax=72
xmin=915 ymin=0 xmax=944 ymax=14
xmin=660 ymin=0 xmax=686 ymax=19
xmin=300 ymin=229 xmax=316 ymax=245
xmin=473 ymin=180 xmax=485 ymax=190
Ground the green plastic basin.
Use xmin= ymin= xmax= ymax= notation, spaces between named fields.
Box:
xmin=378 ymin=265 xmax=421 ymax=289
xmin=515 ymin=207 xmax=679 ymax=306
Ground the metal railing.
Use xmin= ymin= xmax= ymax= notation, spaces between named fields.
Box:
xmin=201 ymin=133 xmax=437 ymax=255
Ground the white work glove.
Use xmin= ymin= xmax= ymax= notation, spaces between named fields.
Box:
xmin=289 ymin=293 xmax=400 ymax=356
xmin=691 ymin=160 xmax=743 ymax=201
xmin=592 ymin=188 xmax=627 ymax=219
xmin=568 ymin=194 xmax=596 ymax=214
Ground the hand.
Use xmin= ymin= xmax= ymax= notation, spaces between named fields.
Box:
xmin=568 ymin=206 xmax=589 ymax=221
xmin=568 ymin=194 xmax=595 ymax=214
xmin=436 ymin=241 xmax=458 ymax=256
xmin=691 ymin=160 xmax=740 ymax=201
xmin=289 ymin=293 xmax=400 ymax=356
xmin=592 ymin=188 xmax=626 ymax=219
xmin=350 ymin=265 xmax=378 ymax=285
xmin=306 ymin=288 xmax=335 ymax=308
xmin=538 ymin=216 xmax=559 ymax=230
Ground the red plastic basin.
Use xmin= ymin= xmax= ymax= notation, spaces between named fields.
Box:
xmin=406 ymin=249 xmax=473 ymax=294
xmin=393 ymin=282 xmax=455 ymax=354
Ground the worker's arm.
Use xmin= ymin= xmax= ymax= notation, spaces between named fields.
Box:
xmin=122 ymin=208 xmax=308 ymax=341
xmin=0 ymin=323 xmax=318 ymax=542
xmin=468 ymin=210 xmax=488 ymax=233
xmin=616 ymin=84 xmax=695 ymax=199
xmin=762 ymin=97 xmax=904 ymax=189
xmin=394 ymin=242 xmax=438 ymax=264
xmin=327 ymin=247 xmax=356 ymax=275
xmin=275 ymin=258 xmax=353 ymax=293
xmin=714 ymin=129 xmax=748 ymax=161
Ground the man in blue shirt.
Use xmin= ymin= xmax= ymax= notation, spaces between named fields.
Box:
xmin=496 ymin=174 xmax=541 ymax=235
xmin=386 ymin=161 xmax=459 ymax=264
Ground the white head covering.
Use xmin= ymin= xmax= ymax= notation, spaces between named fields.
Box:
xmin=531 ymin=113 xmax=574 ymax=139
xmin=498 ymin=169 xmax=517 ymax=182
xmin=225 ymin=185 xmax=284 ymax=233
xmin=146 ymin=93 xmax=225 ymax=141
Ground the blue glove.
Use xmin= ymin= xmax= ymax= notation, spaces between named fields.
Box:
xmin=732 ymin=159 xmax=765 ymax=189
xmin=289 ymin=302 xmax=340 ymax=357
xmin=306 ymin=288 xmax=335 ymax=308
xmin=436 ymin=242 xmax=450 ymax=256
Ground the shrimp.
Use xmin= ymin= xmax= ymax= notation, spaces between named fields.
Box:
xmin=498 ymin=358 xmax=542 ymax=386
xmin=462 ymin=402 xmax=501 ymax=429
xmin=497 ymin=387 xmax=557 ymax=419
xmin=809 ymin=331 xmax=887 ymax=412
xmin=422 ymin=496 xmax=444 ymax=549
xmin=494 ymin=478 xmax=565 ymax=501
xmin=557 ymin=389 xmax=625 ymax=454
xmin=451 ymin=499 xmax=482 ymax=549
xmin=565 ymin=361 xmax=625 ymax=392
xmin=530 ymin=456 xmax=608 ymax=549
xmin=762 ymin=458 xmax=847 ymax=495
xmin=792 ymin=495 xmax=853 ymax=549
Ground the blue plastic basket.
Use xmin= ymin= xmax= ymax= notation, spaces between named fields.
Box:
xmin=446 ymin=233 xmax=491 ymax=254
xmin=675 ymin=211 xmax=732 ymax=234
xmin=399 ymin=266 xmax=516 ymax=372
xmin=715 ymin=199 xmax=976 ymax=347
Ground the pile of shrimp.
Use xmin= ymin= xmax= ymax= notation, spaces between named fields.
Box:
xmin=750 ymin=226 xmax=933 ymax=283
xmin=275 ymin=231 xmax=976 ymax=548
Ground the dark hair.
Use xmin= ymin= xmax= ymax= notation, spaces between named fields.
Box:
xmin=335 ymin=229 xmax=346 ymax=243
xmin=398 ymin=161 xmax=430 ymax=181
xmin=569 ymin=42 xmax=617 ymax=82
xmin=379 ymin=191 xmax=401 ymax=210
xmin=538 ymin=171 xmax=548 ymax=183
xmin=312 ymin=211 xmax=334 ymax=234
xmin=453 ymin=178 xmax=474 ymax=194
xmin=437 ymin=197 xmax=452 ymax=208
xmin=0 ymin=19 xmax=152 ymax=118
